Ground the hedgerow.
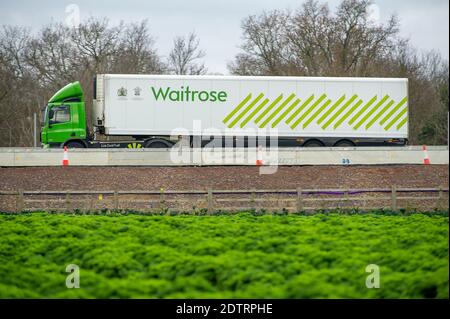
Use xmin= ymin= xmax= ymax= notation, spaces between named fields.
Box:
xmin=0 ymin=212 xmax=448 ymax=298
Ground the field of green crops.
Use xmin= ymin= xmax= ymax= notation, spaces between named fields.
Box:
xmin=0 ymin=212 xmax=448 ymax=298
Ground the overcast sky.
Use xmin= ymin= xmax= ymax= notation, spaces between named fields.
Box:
xmin=1 ymin=0 xmax=448 ymax=74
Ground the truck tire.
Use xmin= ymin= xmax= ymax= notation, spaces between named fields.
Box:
xmin=303 ymin=140 xmax=324 ymax=147
xmin=334 ymin=140 xmax=355 ymax=147
xmin=65 ymin=141 xmax=86 ymax=148
xmin=145 ymin=139 xmax=172 ymax=148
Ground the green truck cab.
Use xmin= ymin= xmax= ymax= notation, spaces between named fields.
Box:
xmin=41 ymin=82 xmax=87 ymax=148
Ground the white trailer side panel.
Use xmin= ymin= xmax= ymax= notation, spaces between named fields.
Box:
xmin=100 ymin=74 xmax=408 ymax=138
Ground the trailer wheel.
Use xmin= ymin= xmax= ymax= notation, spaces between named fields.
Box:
xmin=303 ymin=140 xmax=324 ymax=147
xmin=65 ymin=141 xmax=86 ymax=148
xmin=334 ymin=140 xmax=355 ymax=147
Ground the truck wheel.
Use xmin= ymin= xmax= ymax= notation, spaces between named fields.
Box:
xmin=334 ymin=140 xmax=355 ymax=147
xmin=303 ymin=140 xmax=324 ymax=147
xmin=145 ymin=139 xmax=172 ymax=148
xmin=65 ymin=141 xmax=85 ymax=148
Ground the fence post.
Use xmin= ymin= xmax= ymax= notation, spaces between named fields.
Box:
xmin=16 ymin=190 xmax=24 ymax=212
xmin=391 ymin=186 xmax=397 ymax=211
xmin=344 ymin=189 xmax=349 ymax=209
xmin=251 ymin=190 xmax=256 ymax=210
xmin=159 ymin=188 xmax=165 ymax=211
xmin=89 ymin=196 xmax=94 ymax=212
xmin=114 ymin=191 xmax=119 ymax=210
xmin=207 ymin=188 xmax=213 ymax=214
xmin=437 ymin=186 xmax=443 ymax=210
xmin=296 ymin=187 xmax=303 ymax=213
xmin=65 ymin=191 xmax=71 ymax=212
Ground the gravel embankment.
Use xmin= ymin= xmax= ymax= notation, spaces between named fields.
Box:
xmin=0 ymin=165 xmax=447 ymax=191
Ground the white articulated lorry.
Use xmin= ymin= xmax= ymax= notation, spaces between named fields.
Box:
xmin=41 ymin=74 xmax=408 ymax=148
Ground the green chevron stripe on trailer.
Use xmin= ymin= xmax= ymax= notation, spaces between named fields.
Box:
xmin=380 ymin=97 xmax=408 ymax=125
xmin=353 ymin=95 xmax=389 ymax=130
xmin=333 ymin=98 xmax=363 ymax=129
xmin=223 ymin=91 xmax=407 ymax=130
xmin=291 ymin=94 xmax=327 ymax=129
xmin=384 ymin=107 xmax=408 ymax=130
xmin=255 ymin=94 xmax=284 ymax=124
xmin=228 ymin=93 xmax=264 ymax=128
xmin=271 ymin=98 xmax=301 ymax=128
xmin=323 ymin=95 xmax=360 ymax=129
xmin=396 ymin=116 xmax=408 ymax=130
xmin=317 ymin=95 xmax=347 ymax=125
xmin=259 ymin=93 xmax=296 ymax=128
xmin=240 ymin=98 xmax=269 ymax=128
xmin=303 ymin=99 xmax=331 ymax=128
xmin=348 ymin=95 xmax=378 ymax=125
xmin=286 ymin=95 xmax=315 ymax=125
xmin=365 ymin=99 xmax=394 ymax=129
xmin=223 ymin=93 xmax=252 ymax=124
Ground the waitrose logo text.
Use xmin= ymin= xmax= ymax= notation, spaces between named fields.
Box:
xmin=151 ymin=86 xmax=227 ymax=102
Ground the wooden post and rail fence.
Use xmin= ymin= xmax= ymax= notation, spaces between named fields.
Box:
xmin=0 ymin=187 xmax=448 ymax=213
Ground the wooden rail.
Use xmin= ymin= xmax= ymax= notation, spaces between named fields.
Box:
xmin=0 ymin=187 xmax=448 ymax=213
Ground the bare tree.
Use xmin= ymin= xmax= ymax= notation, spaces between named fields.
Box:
xmin=112 ymin=20 xmax=165 ymax=74
xmin=227 ymin=53 xmax=262 ymax=76
xmin=70 ymin=17 xmax=122 ymax=73
xmin=168 ymin=32 xmax=207 ymax=75
xmin=230 ymin=0 xmax=400 ymax=77
xmin=333 ymin=0 xmax=399 ymax=75
xmin=0 ymin=26 xmax=30 ymax=77
xmin=228 ymin=10 xmax=290 ymax=75
xmin=417 ymin=54 xmax=449 ymax=145
xmin=285 ymin=1 xmax=334 ymax=75
xmin=25 ymin=23 xmax=79 ymax=88
xmin=0 ymin=26 xmax=41 ymax=146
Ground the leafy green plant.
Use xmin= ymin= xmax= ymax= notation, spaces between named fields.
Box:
xmin=0 ymin=212 xmax=447 ymax=298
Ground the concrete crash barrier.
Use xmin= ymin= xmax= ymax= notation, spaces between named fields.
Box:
xmin=0 ymin=146 xmax=448 ymax=167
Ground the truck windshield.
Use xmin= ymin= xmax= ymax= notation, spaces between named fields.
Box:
xmin=40 ymin=105 xmax=47 ymax=126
